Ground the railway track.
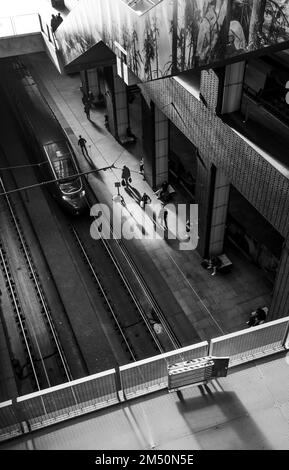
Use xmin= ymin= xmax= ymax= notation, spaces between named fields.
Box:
xmin=66 ymin=185 xmax=183 ymax=364
xmin=0 ymin=176 xmax=72 ymax=392
xmin=71 ymin=224 xmax=163 ymax=361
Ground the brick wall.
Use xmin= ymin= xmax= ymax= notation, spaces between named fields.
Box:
xmin=141 ymin=73 xmax=289 ymax=243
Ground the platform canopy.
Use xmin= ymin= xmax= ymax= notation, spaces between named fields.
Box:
xmin=56 ymin=0 xmax=289 ymax=82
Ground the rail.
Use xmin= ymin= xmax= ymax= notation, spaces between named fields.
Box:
xmin=0 ymin=13 xmax=55 ymax=46
xmin=0 ymin=175 xmax=72 ymax=394
xmin=1 ymin=317 xmax=288 ymax=442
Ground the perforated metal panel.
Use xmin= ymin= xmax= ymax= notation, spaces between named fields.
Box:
xmin=210 ymin=317 xmax=289 ymax=366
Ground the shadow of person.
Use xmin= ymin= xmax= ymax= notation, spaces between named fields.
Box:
xmin=85 ymin=162 xmax=104 ymax=181
xmin=89 ymin=120 xmax=106 ymax=134
xmin=163 ymin=227 xmax=181 ymax=250
xmin=124 ymin=185 xmax=141 ymax=203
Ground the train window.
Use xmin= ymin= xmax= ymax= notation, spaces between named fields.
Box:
xmin=53 ymin=158 xmax=75 ymax=180
xmin=44 ymin=141 xmax=77 ymax=180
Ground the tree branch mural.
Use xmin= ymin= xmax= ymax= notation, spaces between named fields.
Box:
xmin=56 ymin=0 xmax=289 ymax=83
xmin=249 ymin=0 xmax=267 ymax=50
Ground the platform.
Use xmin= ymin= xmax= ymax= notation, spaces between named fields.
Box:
xmin=22 ymin=51 xmax=272 ymax=341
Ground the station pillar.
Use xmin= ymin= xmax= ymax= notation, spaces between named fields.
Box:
xmin=270 ymin=241 xmax=289 ymax=319
xmin=207 ymin=167 xmax=230 ymax=256
xmin=102 ymin=64 xmax=130 ymax=142
xmin=141 ymin=98 xmax=168 ymax=189
xmin=80 ymin=69 xmax=103 ymax=104
xmin=154 ymin=106 xmax=169 ymax=188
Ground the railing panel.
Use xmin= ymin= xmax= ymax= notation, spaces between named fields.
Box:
xmin=0 ymin=401 xmax=23 ymax=442
xmin=1 ymin=319 xmax=289 ymax=442
xmin=0 ymin=14 xmax=41 ymax=38
xmin=210 ymin=317 xmax=289 ymax=366
xmin=120 ymin=342 xmax=208 ymax=399
xmin=17 ymin=370 xmax=118 ymax=430
xmin=13 ymin=14 xmax=40 ymax=35
xmin=0 ymin=17 xmax=14 ymax=38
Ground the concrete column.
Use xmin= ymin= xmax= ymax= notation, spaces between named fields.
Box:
xmin=113 ymin=64 xmax=129 ymax=142
xmin=86 ymin=68 xmax=102 ymax=103
xmin=270 ymin=242 xmax=289 ymax=320
xmin=154 ymin=107 xmax=169 ymax=188
xmin=209 ymin=169 xmax=230 ymax=256
xmin=221 ymin=61 xmax=245 ymax=114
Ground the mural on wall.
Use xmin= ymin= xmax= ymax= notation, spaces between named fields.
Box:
xmin=56 ymin=0 xmax=289 ymax=82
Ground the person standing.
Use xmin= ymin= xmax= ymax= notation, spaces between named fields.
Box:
xmin=139 ymin=158 xmax=145 ymax=180
xmin=140 ymin=192 xmax=151 ymax=209
xmin=158 ymin=204 xmax=168 ymax=229
xmin=84 ymin=102 xmax=91 ymax=120
xmin=78 ymin=135 xmax=89 ymax=158
xmin=50 ymin=14 xmax=57 ymax=33
xmin=56 ymin=13 xmax=63 ymax=30
xmin=121 ymin=165 xmax=131 ymax=187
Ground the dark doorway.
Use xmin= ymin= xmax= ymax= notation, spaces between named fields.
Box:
xmin=169 ymin=121 xmax=198 ymax=197
xmin=226 ymin=186 xmax=284 ymax=284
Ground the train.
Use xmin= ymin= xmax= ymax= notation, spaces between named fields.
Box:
xmin=0 ymin=58 xmax=87 ymax=215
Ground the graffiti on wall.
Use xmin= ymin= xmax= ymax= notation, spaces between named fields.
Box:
xmin=56 ymin=0 xmax=289 ymax=81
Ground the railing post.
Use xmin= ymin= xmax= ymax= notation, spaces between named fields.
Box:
xmin=12 ymin=398 xmax=30 ymax=435
xmin=282 ymin=320 xmax=289 ymax=349
xmin=10 ymin=16 xmax=16 ymax=36
xmin=38 ymin=14 xmax=44 ymax=33
xmin=114 ymin=366 xmax=125 ymax=402
xmin=46 ymin=24 xmax=52 ymax=42
xmin=208 ymin=338 xmax=213 ymax=356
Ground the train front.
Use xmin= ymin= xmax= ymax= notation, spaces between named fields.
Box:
xmin=59 ymin=177 xmax=87 ymax=215
xmin=47 ymin=144 xmax=87 ymax=215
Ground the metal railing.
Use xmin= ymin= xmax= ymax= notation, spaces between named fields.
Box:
xmin=0 ymin=12 xmax=59 ymax=53
xmin=120 ymin=342 xmax=208 ymax=399
xmin=0 ymin=14 xmax=41 ymax=38
xmin=1 ymin=318 xmax=288 ymax=442
xmin=209 ymin=317 xmax=289 ymax=366
xmin=16 ymin=369 xmax=119 ymax=431
xmin=0 ymin=401 xmax=22 ymax=442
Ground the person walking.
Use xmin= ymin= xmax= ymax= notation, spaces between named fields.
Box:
xmin=140 ymin=192 xmax=151 ymax=209
xmin=84 ymin=102 xmax=91 ymax=120
xmin=78 ymin=135 xmax=89 ymax=158
xmin=121 ymin=165 xmax=131 ymax=187
xmin=158 ymin=204 xmax=168 ymax=229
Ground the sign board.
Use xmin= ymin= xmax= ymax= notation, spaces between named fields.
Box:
xmin=167 ymin=356 xmax=229 ymax=392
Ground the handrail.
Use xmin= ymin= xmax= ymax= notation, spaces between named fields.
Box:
xmin=0 ymin=318 xmax=288 ymax=441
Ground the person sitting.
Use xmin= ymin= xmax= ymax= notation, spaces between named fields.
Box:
xmin=155 ymin=181 xmax=169 ymax=200
xmin=87 ymin=91 xmax=95 ymax=107
xmin=126 ymin=126 xmax=136 ymax=141
xmin=207 ymin=256 xmax=222 ymax=276
xmin=140 ymin=192 xmax=151 ymax=209
xmin=247 ymin=308 xmax=267 ymax=327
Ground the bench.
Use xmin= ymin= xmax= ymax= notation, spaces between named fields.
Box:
xmin=119 ymin=136 xmax=136 ymax=145
xmin=217 ymin=254 xmax=233 ymax=272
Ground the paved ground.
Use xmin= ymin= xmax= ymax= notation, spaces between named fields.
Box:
xmin=2 ymin=352 xmax=289 ymax=450
xmin=23 ymin=52 xmax=272 ymax=342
